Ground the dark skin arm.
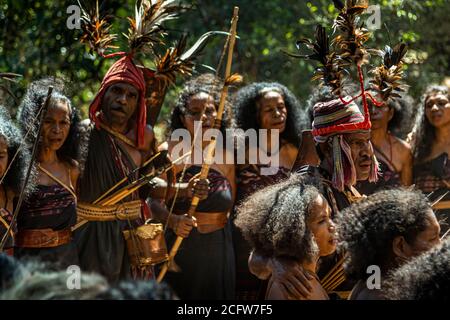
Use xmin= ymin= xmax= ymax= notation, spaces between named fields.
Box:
xmin=398 ymin=140 xmax=413 ymax=186
xmin=249 ymin=250 xmax=314 ymax=299
xmin=150 ymin=174 xmax=209 ymax=238
xmin=150 ymin=175 xmax=210 ymax=200
xmin=150 ymin=200 xmax=196 ymax=238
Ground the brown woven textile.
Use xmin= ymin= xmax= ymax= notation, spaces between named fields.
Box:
xmin=414 ymin=153 xmax=450 ymax=233
xmin=414 ymin=153 xmax=450 ymax=193
xmin=77 ymin=200 xmax=142 ymax=221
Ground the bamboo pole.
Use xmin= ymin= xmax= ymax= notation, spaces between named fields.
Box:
xmin=320 ymin=253 xmax=346 ymax=285
xmin=98 ymin=151 xmax=191 ymax=206
xmin=324 ymin=275 xmax=346 ymax=292
xmin=322 ymin=268 xmax=345 ymax=289
xmin=93 ymin=152 xmax=165 ymax=204
xmin=157 ymin=7 xmax=239 ymax=283
xmin=441 ymin=228 xmax=450 ymax=240
xmin=431 ymin=190 xmax=450 ymax=209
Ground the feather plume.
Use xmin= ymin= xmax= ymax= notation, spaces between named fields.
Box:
xmin=332 ymin=0 xmax=370 ymax=67
xmin=78 ymin=0 xmax=118 ymax=56
xmin=154 ymin=31 xmax=229 ymax=89
xmin=286 ymin=25 xmax=345 ymax=95
xmin=225 ymin=73 xmax=243 ymax=86
xmin=126 ymin=0 xmax=185 ymax=55
xmin=370 ymin=43 xmax=408 ymax=101
xmin=145 ymin=30 xmax=228 ymax=125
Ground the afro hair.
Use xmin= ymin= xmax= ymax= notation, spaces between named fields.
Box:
xmin=384 ymin=238 xmax=450 ymax=300
xmin=235 ymin=174 xmax=322 ymax=262
xmin=337 ymin=189 xmax=433 ymax=281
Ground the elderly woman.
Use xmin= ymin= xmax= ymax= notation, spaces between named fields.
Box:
xmin=411 ymin=85 xmax=450 ymax=235
xmin=155 ymin=74 xmax=236 ymax=299
xmin=232 ymin=82 xmax=306 ymax=299
xmin=235 ymin=175 xmax=337 ymax=300
xmin=0 ymin=108 xmax=30 ymax=256
xmin=14 ymin=79 xmax=81 ymax=268
xmin=337 ymin=189 xmax=441 ymax=300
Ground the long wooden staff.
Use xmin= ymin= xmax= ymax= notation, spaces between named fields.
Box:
xmin=0 ymin=87 xmax=53 ymax=250
xmin=156 ymin=7 xmax=239 ymax=283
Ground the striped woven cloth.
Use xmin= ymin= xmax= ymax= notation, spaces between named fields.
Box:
xmin=312 ymin=98 xmax=367 ymax=143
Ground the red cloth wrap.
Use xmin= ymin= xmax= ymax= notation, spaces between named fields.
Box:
xmin=89 ymin=55 xmax=147 ymax=148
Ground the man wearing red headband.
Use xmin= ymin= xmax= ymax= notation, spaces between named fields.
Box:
xmin=74 ymin=55 xmax=157 ymax=282
xmin=297 ymin=97 xmax=378 ymax=211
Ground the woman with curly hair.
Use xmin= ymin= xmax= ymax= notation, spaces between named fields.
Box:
xmin=233 ymin=82 xmax=305 ymax=185
xmin=356 ymin=93 xmax=414 ymax=195
xmin=337 ymin=189 xmax=441 ymax=300
xmin=384 ymin=237 xmax=450 ymax=300
xmin=235 ymin=175 xmax=337 ymax=300
xmin=0 ymin=108 xmax=30 ymax=256
xmin=232 ymin=82 xmax=306 ymax=299
xmin=155 ymin=74 xmax=236 ymax=299
xmin=14 ymin=79 xmax=81 ymax=268
xmin=411 ymin=85 xmax=450 ymax=235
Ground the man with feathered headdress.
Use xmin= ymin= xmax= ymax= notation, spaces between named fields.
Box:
xmin=75 ymin=53 xmax=158 ymax=282
xmin=297 ymin=96 xmax=378 ymax=212
xmin=247 ymin=94 xmax=379 ymax=300
xmin=74 ymin=0 xmax=223 ymax=282
xmin=246 ymin=0 xmax=414 ymax=301
xmin=73 ymin=0 xmax=171 ymax=282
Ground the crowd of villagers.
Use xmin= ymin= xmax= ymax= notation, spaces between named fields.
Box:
xmin=0 ymin=0 xmax=449 ymax=301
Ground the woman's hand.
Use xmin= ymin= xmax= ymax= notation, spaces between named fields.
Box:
xmin=169 ymin=214 xmax=197 ymax=238
xmin=269 ymin=257 xmax=314 ymax=299
xmin=187 ymin=173 xmax=209 ymax=200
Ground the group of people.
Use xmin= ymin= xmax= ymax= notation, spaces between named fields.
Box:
xmin=0 ymin=51 xmax=449 ymax=300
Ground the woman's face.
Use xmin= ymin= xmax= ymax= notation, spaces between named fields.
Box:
xmin=307 ymin=194 xmax=337 ymax=257
xmin=425 ymin=93 xmax=450 ymax=128
xmin=41 ymin=101 xmax=71 ymax=152
xmin=181 ymin=92 xmax=217 ymax=137
xmin=369 ymin=101 xmax=394 ymax=130
xmin=404 ymin=209 xmax=441 ymax=258
xmin=0 ymin=136 xmax=8 ymax=179
xmin=257 ymin=90 xmax=287 ymax=132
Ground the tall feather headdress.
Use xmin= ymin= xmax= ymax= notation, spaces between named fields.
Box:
xmin=78 ymin=0 xmax=225 ymax=125
xmin=369 ymin=43 xmax=408 ymax=102
xmin=288 ymin=0 xmax=409 ymax=119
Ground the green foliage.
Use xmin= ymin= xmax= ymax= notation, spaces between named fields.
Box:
xmin=0 ymin=0 xmax=449 ymax=130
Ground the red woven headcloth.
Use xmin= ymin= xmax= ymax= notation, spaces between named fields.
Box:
xmin=89 ymin=55 xmax=147 ymax=148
